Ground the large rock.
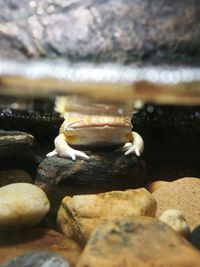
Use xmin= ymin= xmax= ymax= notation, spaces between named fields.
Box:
xmin=57 ymin=188 xmax=156 ymax=244
xmin=77 ymin=216 xmax=200 ymax=267
xmin=152 ymin=177 xmax=200 ymax=230
xmin=36 ymin=152 xmax=146 ymax=226
xmin=2 ymin=251 xmax=70 ymax=267
xmin=0 ymin=228 xmax=81 ymax=266
xmin=0 ymin=183 xmax=50 ymax=228
xmin=36 ymin=153 xmax=145 ymax=189
xmin=0 ymin=0 xmax=200 ymax=62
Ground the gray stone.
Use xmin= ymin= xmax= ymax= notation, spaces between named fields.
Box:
xmin=77 ymin=216 xmax=200 ymax=267
xmin=2 ymin=251 xmax=70 ymax=267
xmin=190 ymin=225 xmax=200 ymax=250
xmin=0 ymin=0 xmax=200 ymax=62
xmin=0 ymin=130 xmax=34 ymax=158
xmin=0 ymin=228 xmax=81 ymax=266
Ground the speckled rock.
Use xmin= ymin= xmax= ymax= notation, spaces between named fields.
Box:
xmin=0 ymin=228 xmax=81 ymax=266
xmin=0 ymin=0 xmax=200 ymax=62
xmin=152 ymin=177 xmax=200 ymax=230
xmin=147 ymin=180 xmax=169 ymax=193
xmin=57 ymin=188 xmax=156 ymax=244
xmin=0 ymin=169 xmax=33 ymax=187
xmin=2 ymin=251 xmax=70 ymax=267
xmin=77 ymin=216 xmax=200 ymax=267
xmin=0 ymin=130 xmax=34 ymax=158
xmin=0 ymin=183 xmax=50 ymax=228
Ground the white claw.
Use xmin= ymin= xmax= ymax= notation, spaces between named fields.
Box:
xmin=124 ymin=146 xmax=136 ymax=156
xmin=123 ymin=131 xmax=144 ymax=157
xmin=59 ymin=147 xmax=90 ymax=161
xmin=53 ymin=133 xmax=90 ymax=161
xmin=123 ymin=142 xmax=132 ymax=149
xmin=73 ymin=150 xmax=90 ymax=160
xmin=46 ymin=149 xmax=58 ymax=157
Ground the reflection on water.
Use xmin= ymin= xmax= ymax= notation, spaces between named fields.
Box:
xmin=0 ymin=59 xmax=200 ymax=104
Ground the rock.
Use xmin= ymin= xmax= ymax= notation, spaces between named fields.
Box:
xmin=190 ymin=225 xmax=200 ymax=250
xmin=0 ymin=130 xmax=34 ymax=158
xmin=0 ymin=183 xmax=50 ymax=228
xmin=77 ymin=216 xmax=200 ymax=267
xmin=0 ymin=108 xmax=60 ymax=143
xmin=57 ymin=188 xmax=156 ymax=244
xmin=0 ymin=228 xmax=81 ymax=266
xmin=0 ymin=0 xmax=200 ymax=62
xmin=0 ymin=169 xmax=33 ymax=187
xmin=159 ymin=209 xmax=190 ymax=238
xmin=36 ymin=152 xmax=146 ymax=227
xmin=147 ymin=181 xmax=169 ymax=193
xmin=2 ymin=251 xmax=70 ymax=267
xmin=36 ymin=153 xmax=145 ymax=189
xmin=152 ymin=177 xmax=200 ymax=230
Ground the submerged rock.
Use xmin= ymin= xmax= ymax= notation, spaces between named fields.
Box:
xmin=2 ymin=251 xmax=70 ymax=267
xmin=0 ymin=0 xmax=200 ymax=62
xmin=57 ymin=188 xmax=156 ymax=244
xmin=190 ymin=225 xmax=200 ymax=250
xmin=0 ymin=183 xmax=50 ymax=228
xmin=159 ymin=209 xmax=190 ymax=238
xmin=77 ymin=216 xmax=200 ymax=267
xmin=0 ymin=169 xmax=33 ymax=187
xmin=152 ymin=177 xmax=200 ymax=230
xmin=0 ymin=130 xmax=34 ymax=159
xmin=0 ymin=228 xmax=81 ymax=266
xmin=36 ymin=152 xmax=146 ymax=226
xmin=36 ymin=152 xmax=145 ymax=188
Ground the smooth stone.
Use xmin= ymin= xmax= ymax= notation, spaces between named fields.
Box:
xmin=0 ymin=169 xmax=33 ymax=187
xmin=0 ymin=1 xmax=200 ymax=62
xmin=77 ymin=216 xmax=200 ymax=267
xmin=152 ymin=177 xmax=200 ymax=230
xmin=57 ymin=188 xmax=156 ymax=244
xmin=0 ymin=130 xmax=34 ymax=158
xmin=0 ymin=228 xmax=81 ymax=266
xmin=2 ymin=251 xmax=70 ymax=267
xmin=0 ymin=183 xmax=50 ymax=228
xmin=159 ymin=209 xmax=190 ymax=238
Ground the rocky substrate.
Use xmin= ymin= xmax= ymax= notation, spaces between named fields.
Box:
xmin=0 ymin=175 xmax=199 ymax=266
xmin=0 ymin=116 xmax=199 ymax=265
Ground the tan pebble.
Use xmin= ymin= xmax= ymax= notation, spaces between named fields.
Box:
xmin=159 ymin=209 xmax=190 ymax=238
xmin=57 ymin=188 xmax=157 ymax=243
xmin=0 ymin=183 xmax=50 ymax=228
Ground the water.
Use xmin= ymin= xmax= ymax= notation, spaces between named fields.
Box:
xmin=0 ymin=59 xmax=200 ymax=105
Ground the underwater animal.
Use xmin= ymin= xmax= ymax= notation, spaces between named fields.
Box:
xmin=47 ymin=97 xmax=144 ymax=161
